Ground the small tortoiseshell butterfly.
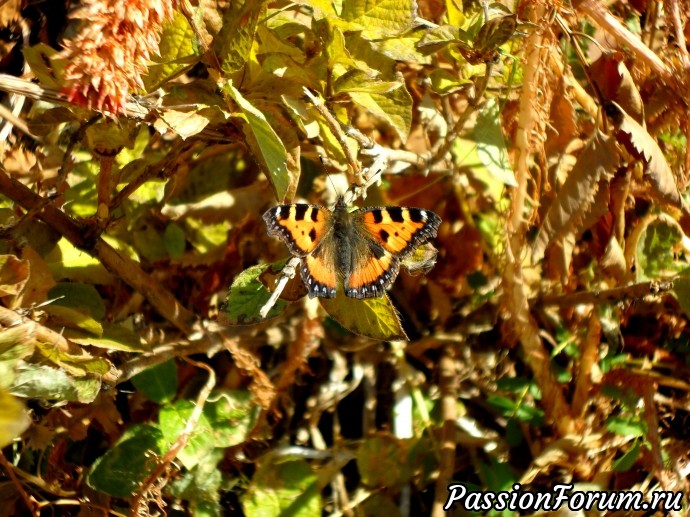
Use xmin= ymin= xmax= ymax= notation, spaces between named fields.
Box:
xmin=263 ymin=198 xmax=441 ymax=299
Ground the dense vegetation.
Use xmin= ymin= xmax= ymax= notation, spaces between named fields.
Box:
xmin=1 ymin=0 xmax=690 ymax=515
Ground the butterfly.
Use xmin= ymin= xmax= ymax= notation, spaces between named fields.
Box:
xmin=263 ymin=197 xmax=441 ymax=299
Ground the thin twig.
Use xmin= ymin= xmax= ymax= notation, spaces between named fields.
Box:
xmin=303 ymin=87 xmax=362 ymax=181
xmin=0 ymin=451 xmax=39 ymax=516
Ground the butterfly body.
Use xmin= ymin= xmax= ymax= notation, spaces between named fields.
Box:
xmin=263 ymin=197 xmax=441 ymax=299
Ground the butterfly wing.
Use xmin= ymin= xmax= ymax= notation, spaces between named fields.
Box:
xmin=344 ymin=239 xmax=400 ymax=299
xmin=359 ymin=206 xmax=441 ymax=257
xmin=342 ymin=206 xmax=440 ymax=299
xmin=263 ymin=204 xmax=329 ymax=257
xmin=300 ymin=236 xmax=338 ymax=298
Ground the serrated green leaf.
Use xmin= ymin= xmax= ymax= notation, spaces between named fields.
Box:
xmin=169 ymin=448 xmax=225 ymax=517
xmin=636 ymin=217 xmax=684 ymax=280
xmin=226 ymin=264 xmax=290 ymax=324
xmin=341 ymin=0 xmax=417 ymax=39
xmin=321 ymin=293 xmax=408 ymax=340
xmin=243 ymin=459 xmax=321 ymax=517
xmin=348 ymin=84 xmax=412 ymax=142
xmin=0 ymin=390 xmax=30 ymax=448
xmin=224 ymin=82 xmax=289 ymax=200
xmin=87 ymin=424 xmax=165 ymax=498
xmin=130 ymin=360 xmax=178 ymax=404
xmin=146 ymin=10 xmax=200 ymax=90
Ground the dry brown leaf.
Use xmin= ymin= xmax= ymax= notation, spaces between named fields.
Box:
xmin=590 ymin=53 xmax=644 ymax=124
xmin=606 ymin=101 xmax=684 ymax=211
xmin=532 ymin=131 xmax=619 ymax=264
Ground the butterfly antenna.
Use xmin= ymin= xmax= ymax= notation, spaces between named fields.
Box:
xmin=319 ymin=156 xmax=341 ymax=200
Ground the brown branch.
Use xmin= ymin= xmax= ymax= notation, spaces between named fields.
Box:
xmin=536 ymin=280 xmax=674 ymax=307
xmin=0 ymin=451 xmax=39 ymax=516
xmin=572 ymin=313 xmax=600 ymax=417
xmin=0 ymin=169 xmax=198 ymax=335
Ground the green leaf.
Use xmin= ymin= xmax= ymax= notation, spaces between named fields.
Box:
xmin=0 ymin=326 xmax=34 ymax=391
xmin=0 ymin=390 xmax=30 ymax=448
xmin=321 ymin=293 xmax=408 ymax=341
xmin=635 ymin=216 xmax=684 ymax=280
xmin=159 ymin=400 xmax=215 ymax=470
xmin=48 ymin=282 xmax=107 ymax=321
xmin=333 ymin=70 xmax=400 ymax=94
xmin=612 ymin=440 xmax=642 ymax=472
xmin=348 ymin=84 xmax=412 ymax=142
xmin=215 ymin=1 xmax=263 ymax=74
xmin=243 ymin=458 xmax=321 ymax=517
xmin=11 ymin=363 xmax=82 ymax=402
xmin=224 ymin=82 xmax=289 ymax=200
xmin=169 ymin=448 xmax=225 ymax=517
xmin=225 ymin=264 xmax=290 ymax=324
xmin=472 ymin=99 xmax=517 ymax=187
xmin=43 ymin=305 xmax=103 ymax=336
xmin=605 ymin=416 xmax=646 ymax=437
xmin=46 ymin=239 xmax=115 ymax=285
xmin=68 ymin=323 xmax=147 ymax=352
xmin=204 ymin=390 xmax=259 ymax=448
xmin=146 ymin=10 xmax=200 ymax=90
xmin=87 ymin=424 xmax=165 ymax=498
xmin=164 ymin=223 xmax=187 ymax=259
xmin=672 ymin=274 xmax=690 ymax=318
xmin=428 ymin=69 xmax=471 ymax=95
xmin=22 ymin=44 xmax=64 ymax=89
xmin=341 ymin=0 xmax=417 ymax=39
xmin=130 ymin=360 xmax=178 ymax=404
xmin=35 ymin=342 xmax=111 ymax=377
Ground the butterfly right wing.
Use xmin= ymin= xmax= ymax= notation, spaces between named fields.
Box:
xmin=263 ymin=204 xmax=329 ymax=257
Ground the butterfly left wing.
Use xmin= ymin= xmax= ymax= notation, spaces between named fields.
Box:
xmin=359 ymin=206 xmax=441 ymax=257
xmin=263 ymin=204 xmax=329 ymax=257
xmin=344 ymin=240 xmax=401 ymax=299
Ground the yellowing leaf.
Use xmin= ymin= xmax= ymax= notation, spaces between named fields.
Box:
xmin=0 ymin=255 xmax=29 ymax=297
xmin=155 ymin=109 xmax=211 ymax=139
xmin=321 ymin=293 xmax=407 ymax=340
xmin=215 ymin=0 xmax=264 ymax=74
xmin=146 ymin=10 xmax=200 ymax=90
xmin=349 ymin=84 xmax=412 ymax=142
xmin=0 ymin=390 xmax=29 ymax=448
xmin=341 ymin=0 xmax=418 ymax=39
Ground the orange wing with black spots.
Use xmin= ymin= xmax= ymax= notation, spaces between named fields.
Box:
xmin=344 ymin=241 xmax=400 ymax=299
xmin=360 ymin=207 xmax=441 ymax=257
xmin=263 ymin=204 xmax=329 ymax=257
